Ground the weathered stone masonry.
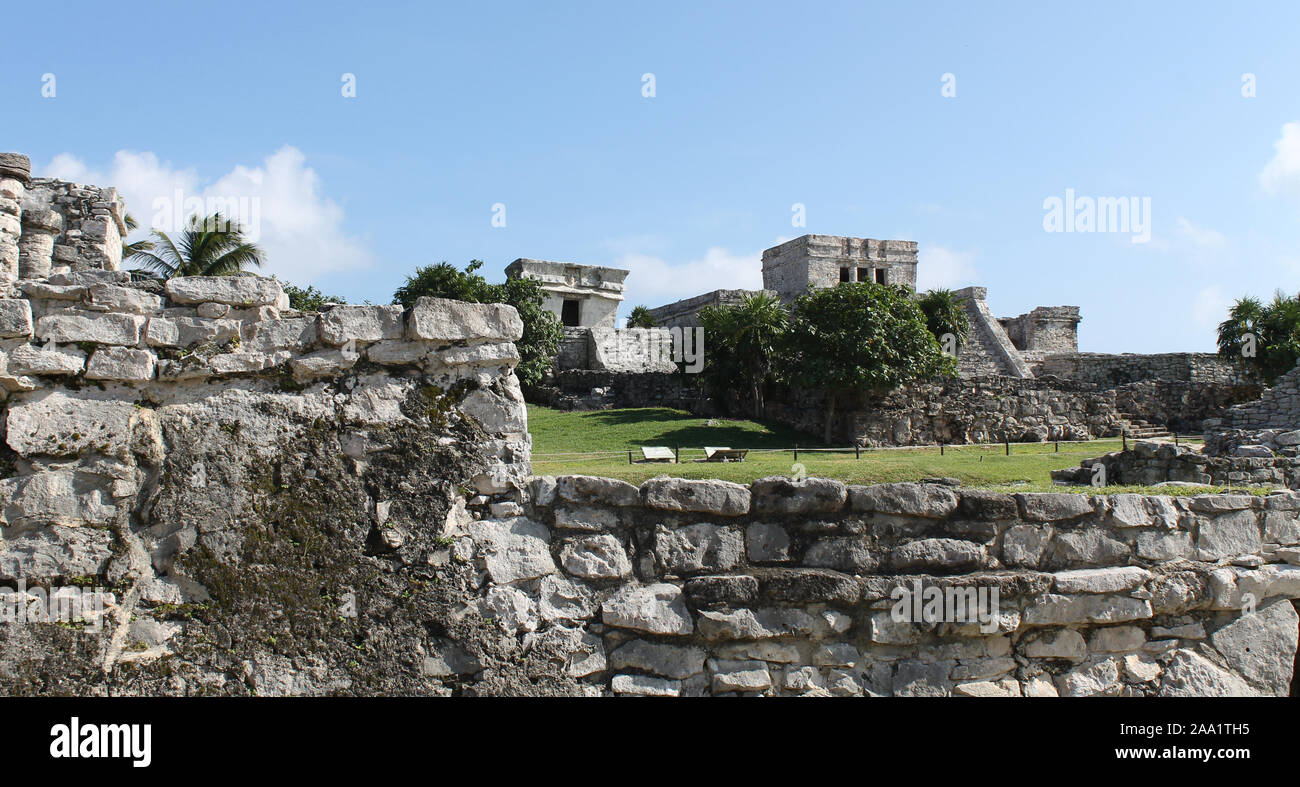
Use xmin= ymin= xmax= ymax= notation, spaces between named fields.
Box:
xmin=501 ymin=476 xmax=1300 ymax=696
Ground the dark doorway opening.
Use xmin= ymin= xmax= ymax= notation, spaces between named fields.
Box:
xmin=875 ymin=269 xmax=887 ymax=284
xmin=838 ymin=268 xmax=850 ymax=283
xmin=561 ymin=299 xmax=580 ymax=327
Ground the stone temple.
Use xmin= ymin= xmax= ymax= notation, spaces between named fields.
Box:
xmin=527 ymin=232 xmax=1085 ymax=381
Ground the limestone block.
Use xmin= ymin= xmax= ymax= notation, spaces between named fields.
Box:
xmin=84 ymin=283 xmax=163 ymax=315
xmin=5 ymin=391 xmax=140 ymax=459
xmin=891 ymin=538 xmax=986 ymax=572
xmin=640 ymin=477 xmax=750 ymax=516
xmin=35 ymin=312 xmax=143 ymax=345
xmin=611 ymin=674 xmax=681 ymax=696
xmin=144 ymin=316 xmax=241 ymax=348
xmin=85 ymin=346 xmax=156 ymax=382
xmin=752 ymin=476 xmax=847 ymax=514
xmin=164 ymin=275 xmax=284 ymax=307
xmin=1023 ymin=593 xmax=1153 ymax=625
xmin=609 ymin=639 xmax=706 ymax=679
xmin=559 ymin=534 xmax=632 ymax=579
xmin=0 ymin=470 xmax=118 ymax=529
xmin=695 ymin=607 xmax=819 ymax=640
xmin=318 ymin=304 xmax=405 ymax=345
xmin=208 ymin=351 xmax=292 ymax=375
xmin=7 ymin=343 xmax=86 ymax=376
xmin=652 ymin=523 xmax=744 ymax=575
xmin=433 ymin=342 xmax=520 ymax=368
xmin=289 ymin=347 xmax=359 ymax=380
xmin=464 ymin=517 xmax=555 ymax=584
xmin=240 ymin=317 xmax=317 ymax=353
xmin=366 ymin=340 xmax=428 ymax=365
xmin=849 ymin=482 xmax=959 ymax=517
xmin=555 ymin=475 xmax=640 ymax=506
xmin=1051 ymin=566 xmax=1151 ymax=594
xmin=407 ymin=297 xmax=523 ymax=342
xmin=0 ymin=525 xmax=115 ymax=580
xmin=0 ymin=298 xmax=33 ymax=338
xmin=602 ymin=583 xmax=694 ymax=635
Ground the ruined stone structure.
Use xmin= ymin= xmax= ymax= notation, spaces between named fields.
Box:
xmin=505 ymin=258 xmax=626 ymax=330
xmin=0 ymin=153 xmax=127 ymax=283
xmin=1203 ymin=363 xmax=1300 ymax=457
xmin=2 ymin=159 xmax=1292 ymax=697
xmin=646 ymin=288 xmax=778 ymax=330
xmin=761 ymin=235 xmax=919 ymax=300
xmin=506 ymin=259 xmax=676 ymax=374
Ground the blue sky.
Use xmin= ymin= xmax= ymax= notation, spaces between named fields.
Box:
xmin=4 ymin=0 xmax=1300 ymax=352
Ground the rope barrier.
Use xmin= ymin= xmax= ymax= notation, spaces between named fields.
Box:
xmin=529 ymin=435 xmax=1193 ymax=460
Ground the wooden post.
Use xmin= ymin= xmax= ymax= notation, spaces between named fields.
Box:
xmin=674 ymin=445 xmax=680 ymax=463
xmin=855 ymin=443 xmax=860 ymax=459
xmin=940 ymin=442 xmax=945 ymax=456
xmin=794 ymin=444 xmax=799 ymax=462
xmin=628 ymin=451 xmax=633 ymax=465
xmin=1122 ymin=433 xmax=1128 ymax=452
xmin=1005 ymin=437 xmax=1010 ymax=456
xmin=1174 ymin=433 xmax=1179 ymax=447
xmin=1054 ymin=439 xmax=1059 ymax=452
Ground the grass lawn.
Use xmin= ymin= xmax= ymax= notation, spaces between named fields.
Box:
xmin=526 ymin=405 xmax=1242 ymax=494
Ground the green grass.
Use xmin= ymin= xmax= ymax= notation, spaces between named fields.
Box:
xmin=526 ymin=405 xmax=1252 ymax=494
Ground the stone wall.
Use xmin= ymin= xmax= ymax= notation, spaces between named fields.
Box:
xmin=0 ymin=271 xmax=552 ymax=695
xmin=764 ymin=376 xmax=1124 ymax=446
xmin=1000 ymin=306 xmax=1080 ymax=360
xmin=550 ymin=326 xmax=677 ymax=373
xmin=1038 ymin=352 xmax=1250 ymax=387
xmin=1 ymin=154 xmax=128 ymax=282
xmin=1113 ymin=379 xmax=1263 ymax=434
xmin=646 ymin=288 xmax=773 ymax=330
xmin=530 ymin=370 xmax=708 ymax=412
xmin=1204 ymin=363 xmax=1300 ymax=456
xmin=467 ymin=475 xmax=1300 ymax=696
xmin=1054 ymin=441 xmax=1300 ymax=489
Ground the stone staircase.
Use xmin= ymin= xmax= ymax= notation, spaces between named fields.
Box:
xmin=1118 ymin=415 xmax=1173 ymax=440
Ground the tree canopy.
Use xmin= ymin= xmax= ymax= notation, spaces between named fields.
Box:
xmin=394 ymin=261 xmax=561 ymax=387
xmin=1217 ymin=291 xmax=1300 ymax=384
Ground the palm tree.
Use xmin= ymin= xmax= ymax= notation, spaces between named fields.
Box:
xmin=120 ymin=213 xmax=155 ymax=260
xmin=916 ymin=288 xmax=970 ymax=348
xmin=626 ymin=305 xmax=657 ymax=328
xmin=128 ymin=212 xmax=265 ymax=280
xmin=699 ymin=292 xmax=788 ymax=418
xmin=1218 ymin=292 xmax=1300 ymax=384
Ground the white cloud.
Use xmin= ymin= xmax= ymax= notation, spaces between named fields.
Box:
xmin=1261 ymin=121 xmax=1300 ymax=197
xmin=1175 ymin=216 xmax=1225 ymax=248
xmin=38 ymin=147 xmax=372 ymax=284
xmin=915 ymin=245 xmax=978 ymax=290
xmin=615 ymin=246 xmax=764 ymax=308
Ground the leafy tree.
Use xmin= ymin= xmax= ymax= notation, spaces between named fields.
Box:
xmin=128 ymin=213 xmax=264 ymax=279
xmin=698 ymin=292 xmax=788 ymax=418
xmin=394 ymin=260 xmax=562 ymax=387
xmin=782 ymin=282 xmax=956 ymax=443
xmin=1217 ymin=291 xmax=1300 ymax=384
xmin=626 ymin=305 xmax=657 ymax=328
xmin=916 ymin=288 xmax=970 ymax=347
xmin=280 ymin=282 xmax=347 ymax=312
